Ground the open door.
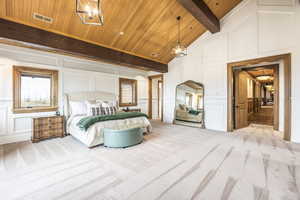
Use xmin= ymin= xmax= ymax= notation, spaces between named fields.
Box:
xmin=234 ymin=70 xmax=248 ymax=129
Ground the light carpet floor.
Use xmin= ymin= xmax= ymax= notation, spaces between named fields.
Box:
xmin=0 ymin=122 xmax=300 ymax=200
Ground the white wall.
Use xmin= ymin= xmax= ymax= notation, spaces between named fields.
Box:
xmin=164 ymin=0 xmax=300 ymax=142
xmin=152 ymin=79 xmax=159 ymax=120
xmin=0 ymin=44 xmax=150 ymax=144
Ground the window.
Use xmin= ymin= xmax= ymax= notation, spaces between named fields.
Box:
xmin=119 ymin=78 xmax=137 ymax=107
xmin=196 ymin=95 xmax=203 ymax=110
xmin=185 ymin=93 xmax=193 ymax=107
xmin=13 ymin=66 xmax=59 ymax=113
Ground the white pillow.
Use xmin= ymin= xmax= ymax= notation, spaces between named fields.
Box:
xmin=69 ymin=101 xmax=87 ymax=116
xmin=97 ymin=100 xmax=118 ymax=108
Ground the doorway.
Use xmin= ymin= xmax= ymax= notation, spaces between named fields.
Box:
xmin=227 ymin=54 xmax=291 ymax=141
xmin=148 ymin=75 xmax=163 ymax=121
xmin=233 ymin=65 xmax=278 ymax=130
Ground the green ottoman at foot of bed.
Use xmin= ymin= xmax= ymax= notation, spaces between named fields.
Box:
xmin=103 ymin=127 xmax=143 ymax=148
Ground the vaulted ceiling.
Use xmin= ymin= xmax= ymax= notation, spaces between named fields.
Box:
xmin=0 ymin=0 xmax=242 ymax=64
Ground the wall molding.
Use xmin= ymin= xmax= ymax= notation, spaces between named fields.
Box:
xmin=0 ymin=132 xmax=31 ymax=145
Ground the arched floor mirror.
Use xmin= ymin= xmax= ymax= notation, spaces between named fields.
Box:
xmin=174 ymin=80 xmax=205 ymax=128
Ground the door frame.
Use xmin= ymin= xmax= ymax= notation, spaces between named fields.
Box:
xmin=227 ymin=54 xmax=291 ymax=141
xmin=233 ymin=64 xmax=279 ymax=130
xmin=158 ymin=80 xmax=163 ymax=118
xmin=148 ymin=74 xmax=164 ymax=121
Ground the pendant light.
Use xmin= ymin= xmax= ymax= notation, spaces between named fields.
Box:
xmin=76 ymin=0 xmax=104 ymax=26
xmin=172 ymin=16 xmax=187 ymax=57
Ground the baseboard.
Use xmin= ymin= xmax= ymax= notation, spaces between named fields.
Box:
xmin=0 ymin=132 xmax=31 ymax=145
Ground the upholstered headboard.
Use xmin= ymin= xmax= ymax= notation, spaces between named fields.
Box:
xmin=64 ymin=91 xmax=118 ymax=119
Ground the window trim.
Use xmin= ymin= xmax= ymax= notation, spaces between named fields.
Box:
xmin=13 ymin=66 xmax=59 ymax=114
xmin=119 ymin=77 xmax=138 ymax=107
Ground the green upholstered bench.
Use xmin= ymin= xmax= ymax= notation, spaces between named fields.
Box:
xmin=103 ymin=127 xmax=143 ymax=148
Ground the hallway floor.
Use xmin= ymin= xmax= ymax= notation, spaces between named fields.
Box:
xmin=248 ymin=107 xmax=273 ymax=126
xmin=235 ymin=123 xmax=284 ymax=139
xmin=0 ymin=122 xmax=299 ymax=199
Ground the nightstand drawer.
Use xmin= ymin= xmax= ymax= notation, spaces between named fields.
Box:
xmin=34 ymin=123 xmax=63 ymax=131
xmin=34 ymin=117 xmax=63 ymax=125
xmin=34 ymin=129 xmax=63 ymax=137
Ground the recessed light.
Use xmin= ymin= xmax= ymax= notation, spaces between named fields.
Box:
xmin=151 ymin=53 xmax=159 ymax=58
xmin=119 ymin=32 xmax=124 ymax=35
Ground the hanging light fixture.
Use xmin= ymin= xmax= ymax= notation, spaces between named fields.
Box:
xmin=256 ymin=75 xmax=273 ymax=81
xmin=172 ymin=16 xmax=187 ymax=58
xmin=76 ymin=0 xmax=104 ymax=26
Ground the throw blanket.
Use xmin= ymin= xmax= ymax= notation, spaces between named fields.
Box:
xmin=77 ymin=112 xmax=148 ymax=131
xmin=188 ymin=110 xmax=201 ymax=115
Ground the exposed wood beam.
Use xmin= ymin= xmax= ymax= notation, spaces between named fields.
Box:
xmin=176 ymin=0 xmax=220 ymax=33
xmin=0 ymin=18 xmax=168 ymax=73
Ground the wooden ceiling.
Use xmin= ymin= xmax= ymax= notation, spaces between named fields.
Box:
xmin=247 ymin=68 xmax=274 ymax=77
xmin=0 ymin=0 xmax=242 ymax=64
xmin=246 ymin=66 xmax=275 ymax=83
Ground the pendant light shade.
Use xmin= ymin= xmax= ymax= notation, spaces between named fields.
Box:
xmin=76 ymin=0 xmax=104 ymax=26
xmin=172 ymin=16 xmax=187 ymax=57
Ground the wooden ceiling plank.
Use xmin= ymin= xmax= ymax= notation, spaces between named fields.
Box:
xmin=119 ymin=0 xmax=174 ymax=53
xmin=2 ymin=0 xmax=241 ymax=63
xmin=160 ymin=18 xmax=204 ymax=62
xmin=0 ymin=0 xmax=6 ymax=17
xmin=0 ymin=18 xmax=168 ymax=72
xmin=132 ymin=2 xmax=196 ymax=62
xmin=109 ymin=0 xmax=145 ymax=47
xmin=176 ymin=0 xmax=220 ymax=33
xmin=130 ymin=0 xmax=178 ymax=53
xmin=90 ymin=1 xmax=119 ymax=45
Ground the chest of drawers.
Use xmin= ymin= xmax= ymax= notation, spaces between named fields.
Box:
xmin=32 ymin=116 xmax=65 ymax=143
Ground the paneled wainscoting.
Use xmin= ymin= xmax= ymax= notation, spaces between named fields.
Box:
xmin=0 ymin=122 xmax=299 ymax=200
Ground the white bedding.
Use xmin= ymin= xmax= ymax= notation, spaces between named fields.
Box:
xmin=67 ymin=115 xmax=152 ymax=147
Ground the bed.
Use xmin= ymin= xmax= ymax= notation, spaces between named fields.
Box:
xmin=64 ymin=91 xmax=152 ymax=147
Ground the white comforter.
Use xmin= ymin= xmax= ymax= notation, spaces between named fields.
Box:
xmin=67 ymin=115 xmax=152 ymax=147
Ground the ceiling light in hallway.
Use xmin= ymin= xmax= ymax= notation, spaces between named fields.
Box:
xmin=256 ymin=75 xmax=273 ymax=81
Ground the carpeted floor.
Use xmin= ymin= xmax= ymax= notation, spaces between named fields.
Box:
xmin=0 ymin=121 xmax=299 ymax=200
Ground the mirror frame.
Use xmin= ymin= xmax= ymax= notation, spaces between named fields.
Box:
xmin=173 ymin=80 xmax=205 ymax=128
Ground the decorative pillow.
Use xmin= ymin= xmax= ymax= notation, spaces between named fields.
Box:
xmin=85 ymin=101 xmax=104 ymax=116
xmin=90 ymin=106 xmax=106 ymax=116
xmin=69 ymin=101 xmax=87 ymax=116
xmin=104 ymin=106 xmax=117 ymax=115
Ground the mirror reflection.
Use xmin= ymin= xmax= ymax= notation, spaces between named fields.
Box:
xmin=174 ymin=80 xmax=205 ymax=128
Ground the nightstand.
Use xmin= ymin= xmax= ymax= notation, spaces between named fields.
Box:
xmin=32 ymin=116 xmax=65 ymax=143
xmin=122 ymin=108 xmax=141 ymax=112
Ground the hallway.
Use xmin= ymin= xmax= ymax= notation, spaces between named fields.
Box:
xmin=248 ymin=106 xmax=273 ymax=126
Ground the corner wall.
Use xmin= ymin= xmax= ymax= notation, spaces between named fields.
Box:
xmin=164 ymin=0 xmax=300 ymax=142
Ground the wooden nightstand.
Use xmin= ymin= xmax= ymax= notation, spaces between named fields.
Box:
xmin=32 ymin=116 xmax=65 ymax=143
xmin=122 ymin=108 xmax=141 ymax=112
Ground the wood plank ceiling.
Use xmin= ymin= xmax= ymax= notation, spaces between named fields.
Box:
xmin=246 ymin=66 xmax=275 ymax=84
xmin=0 ymin=0 xmax=242 ymax=64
